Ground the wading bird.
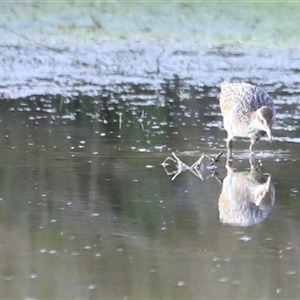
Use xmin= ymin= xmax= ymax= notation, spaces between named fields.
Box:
xmin=219 ymin=82 xmax=275 ymax=154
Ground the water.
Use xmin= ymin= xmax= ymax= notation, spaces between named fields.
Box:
xmin=0 ymin=80 xmax=300 ymax=300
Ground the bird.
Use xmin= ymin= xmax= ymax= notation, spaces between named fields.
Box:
xmin=218 ymin=156 xmax=275 ymax=226
xmin=219 ymin=81 xmax=275 ymax=154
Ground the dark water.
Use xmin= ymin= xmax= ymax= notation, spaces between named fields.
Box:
xmin=0 ymin=80 xmax=300 ymax=300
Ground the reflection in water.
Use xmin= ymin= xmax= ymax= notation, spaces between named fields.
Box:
xmin=219 ymin=157 xmax=275 ymax=226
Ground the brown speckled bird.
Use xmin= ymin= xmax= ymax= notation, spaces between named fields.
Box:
xmin=219 ymin=157 xmax=275 ymax=226
xmin=219 ymin=81 xmax=275 ymax=153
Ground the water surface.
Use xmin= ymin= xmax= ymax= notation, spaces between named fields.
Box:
xmin=0 ymin=78 xmax=300 ymax=300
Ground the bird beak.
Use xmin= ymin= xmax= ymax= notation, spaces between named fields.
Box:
xmin=266 ymin=129 xmax=272 ymax=143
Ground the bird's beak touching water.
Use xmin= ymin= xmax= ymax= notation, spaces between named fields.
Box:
xmin=266 ymin=128 xmax=272 ymax=143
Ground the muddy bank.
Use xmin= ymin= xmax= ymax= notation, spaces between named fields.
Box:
xmin=1 ymin=2 xmax=300 ymax=99
xmin=1 ymin=41 xmax=300 ymax=100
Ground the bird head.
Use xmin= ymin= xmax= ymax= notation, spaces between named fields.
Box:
xmin=256 ymin=106 xmax=275 ymax=142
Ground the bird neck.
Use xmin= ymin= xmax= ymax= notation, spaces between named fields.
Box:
xmin=247 ymin=111 xmax=263 ymax=135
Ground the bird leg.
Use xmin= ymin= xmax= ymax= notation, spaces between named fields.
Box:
xmin=249 ymin=138 xmax=258 ymax=153
xmin=226 ymin=136 xmax=233 ymax=157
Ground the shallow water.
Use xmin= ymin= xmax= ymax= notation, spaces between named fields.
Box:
xmin=0 ymin=77 xmax=300 ymax=300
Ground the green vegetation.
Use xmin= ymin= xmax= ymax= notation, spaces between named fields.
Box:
xmin=0 ymin=1 xmax=299 ymax=48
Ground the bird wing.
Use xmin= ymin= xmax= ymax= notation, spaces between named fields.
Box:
xmin=219 ymin=81 xmax=236 ymax=115
xmin=247 ymin=85 xmax=274 ymax=111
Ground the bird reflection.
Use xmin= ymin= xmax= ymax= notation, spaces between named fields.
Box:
xmin=218 ymin=156 xmax=275 ymax=226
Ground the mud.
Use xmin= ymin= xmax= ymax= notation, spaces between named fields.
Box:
xmin=1 ymin=41 xmax=300 ymax=101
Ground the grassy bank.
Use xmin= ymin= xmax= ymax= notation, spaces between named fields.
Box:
xmin=0 ymin=1 xmax=300 ymax=49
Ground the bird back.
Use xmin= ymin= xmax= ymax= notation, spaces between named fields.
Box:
xmin=220 ymin=81 xmax=274 ymax=115
xmin=219 ymin=82 xmax=275 ymax=137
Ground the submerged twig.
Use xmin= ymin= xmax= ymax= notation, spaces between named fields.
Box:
xmin=138 ymin=110 xmax=145 ymax=130
xmin=162 ymin=151 xmax=223 ymax=181
xmin=116 ymin=112 xmax=123 ymax=129
xmin=156 ymin=46 xmax=165 ymax=75
xmin=161 ymin=152 xmax=190 ymax=180
xmin=208 ymin=151 xmax=223 ymax=167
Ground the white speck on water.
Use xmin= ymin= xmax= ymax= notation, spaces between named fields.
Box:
xmin=239 ymin=235 xmax=252 ymax=242
xmin=84 ymin=245 xmax=92 ymax=250
xmin=161 ymin=226 xmax=167 ymax=231
xmin=50 ymin=219 xmax=57 ymax=223
xmin=146 ymin=165 xmax=154 ymax=168
xmin=71 ymin=252 xmax=80 ymax=256
xmin=286 ymin=270 xmax=296 ymax=275
xmin=138 ymin=148 xmax=148 ymax=152
xmin=100 ymin=133 xmax=106 ymax=137
xmin=66 ymin=135 xmax=71 ymax=139
xmin=133 ymin=179 xmax=138 ymax=182
xmin=177 ymin=281 xmax=185 ymax=286
xmin=49 ymin=250 xmax=57 ymax=254
xmin=276 ymin=288 xmax=282 ymax=294
xmin=95 ymin=253 xmax=101 ymax=257
xmin=88 ymin=284 xmax=96 ymax=290
xmin=117 ymin=248 xmax=123 ymax=252
xmin=154 ymin=145 xmax=165 ymax=150
xmin=40 ymin=249 xmax=47 ymax=253
xmin=91 ymin=213 xmax=100 ymax=217
xmin=4 ymin=276 xmax=13 ymax=281
xmin=31 ymin=273 xmax=37 ymax=279
xmin=80 ymin=140 xmax=86 ymax=144
xmin=218 ymin=278 xmax=228 ymax=283
xmin=93 ymin=151 xmax=98 ymax=155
